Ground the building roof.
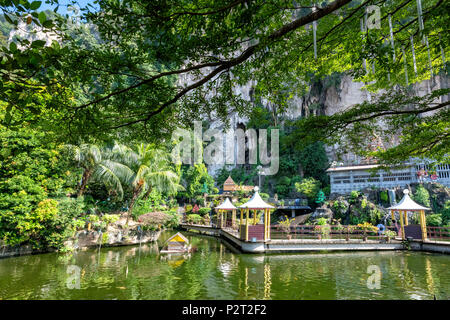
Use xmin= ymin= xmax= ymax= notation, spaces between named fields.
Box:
xmin=215 ymin=198 xmax=237 ymax=210
xmin=223 ymin=175 xmax=254 ymax=192
xmin=166 ymin=232 xmax=189 ymax=243
xmin=239 ymin=187 xmax=275 ymax=209
xmin=326 ymin=164 xmax=380 ymax=172
xmin=387 ymin=189 xmax=431 ymax=211
xmin=223 ymin=175 xmax=236 ymax=186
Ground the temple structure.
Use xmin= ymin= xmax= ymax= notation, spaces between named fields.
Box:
xmin=327 ymin=162 xmax=450 ymax=194
xmin=222 ymin=176 xmax=254 ymax=193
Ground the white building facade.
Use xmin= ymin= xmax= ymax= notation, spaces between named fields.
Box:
xmin=327 ymin=163 xmax=450 ymax=194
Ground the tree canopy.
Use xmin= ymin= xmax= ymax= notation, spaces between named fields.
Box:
xmin=0 ymin=0 xmax=448 ymax=163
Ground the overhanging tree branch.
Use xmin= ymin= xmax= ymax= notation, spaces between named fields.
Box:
xmin=74 ymin=0 xmax=354 ymax=122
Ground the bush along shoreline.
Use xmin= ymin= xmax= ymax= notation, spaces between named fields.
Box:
xmin=0 ymin=130 xmax=188 ymax=258
xmin=0 ymin=209 xmax=182 ymax=258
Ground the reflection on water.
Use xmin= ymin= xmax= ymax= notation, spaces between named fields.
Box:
xmin=0 ymin=231 xmax=449 ymax=300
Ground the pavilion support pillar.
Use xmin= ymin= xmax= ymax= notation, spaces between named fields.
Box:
xmin=264 ymin=209 xmax=267 ymax=241
xmin=420 ymin=209 xmax=427 ymax=240
xmin=232 ymin=209 xmax=236 ymax=228
xmin=399 ymin=210 xmax=405 ymax=240
xmin=404 ymin=211 xmax=409 ymax=226
xmin=267 ymin=209 xmax=271 ymax=241
xmin=240 ymin=209 xmax=244 ymax=239
xmin=391 ymin=210 xmax=395 ymax=220
xmin=224 ymin=210 xmax=227 ymax=228
xmin=253 ymin=209 xmax=258 ymax=225
xmin=245 ymin=208 xmax=249 ymax=241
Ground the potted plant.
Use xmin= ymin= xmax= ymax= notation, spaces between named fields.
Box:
xmin=345 ymin=225 xmax=356 ymax=241
xmin=279 ymin=215 xmax=295 ymax=240
xmin=314 ymin=225 xmax=322 ymax=240
xmin=357 ymin=222 xmax=378 ymax=241
xmin=315 ymin=217 xmax=330 ymax=240
xmin=384 ymin=230 xmax=397 ymax=243
xmin=321 ymin=224 xmax=331 ymax=239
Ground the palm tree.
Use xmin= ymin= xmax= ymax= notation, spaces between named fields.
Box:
xmin=111 ymin=143 xmax=183 ymax=223
xmin=68 ymin=143 xmax=131 ymax=199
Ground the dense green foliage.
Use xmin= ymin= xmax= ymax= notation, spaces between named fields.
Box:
xmin=180 ymin=163 xmax=216 ymax=202
xmin=440 ymin=201 xmax=450 ymax=226
xmin=295 ymin=177 xmax=321 ymax=203
xmin=0 ymin=0 xmax=447 ymax=162
xmin=413 ymin=184 xmax=431 ymax=207
xmin=0 ymin=120 xmax=183 ymax=248
xmin=426 ymin=214 xmax=443 ymax=227
xmin=330 ymin=193 xmax=384 ymax=225
xmin=0 ymin=123 xmax=82 ymax=248
xmin=0 ymin=1 xmax=449 ymax=249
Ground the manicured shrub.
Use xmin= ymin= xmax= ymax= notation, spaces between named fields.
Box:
xmin=73 ymin=219 xmax=86 ymax=230
xmin=186 ymin=214 xmax=202 ymax=225
xmin=138 ymin=212 xmax=171 ymax=231
xmin=426 ymin=214 xmax=443 ymax=227
xmin=197 ymin=207 xmax=211 ymax=216
xmin=316 ymin=217 xmax=328 ymax=225
xmin=163 ymin=210 xmax=181 ymax=228
xmin=102 ymin=214 xmax=120 ymax=226
xmin=349 ymin=190 xmax=360 ymax=203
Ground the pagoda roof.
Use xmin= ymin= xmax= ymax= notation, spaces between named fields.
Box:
xmin=387 ymin=189 xmax=431 ymax=211
xmin=215 ymin=198 xmax=237 ymax=210
xmin=224 ymin=176 xmax=236 ymax=186
xmin=239 ymin=187 xmax=274 ymax=209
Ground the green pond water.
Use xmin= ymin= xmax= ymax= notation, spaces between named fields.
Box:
xmin=0 ymin=231 xmax=449 ymax=300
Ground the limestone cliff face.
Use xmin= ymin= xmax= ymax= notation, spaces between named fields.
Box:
xmin=8 ymin=20 xmax=60 ymax=49
xmin=205 ymin=74 xmax=449 ymax=176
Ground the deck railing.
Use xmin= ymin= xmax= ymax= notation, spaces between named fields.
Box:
xmin=270 ymin=224 xmax=398 ymax=241
xmin=223 ymin=220 xmax=239 ymax=231
xmin=181 ymin=215 xmax=217 ymax=227
xmin=427 ymin=226 xmax=450 ymax=241
xmin=181 ymin=219 xmax=450 ymax=242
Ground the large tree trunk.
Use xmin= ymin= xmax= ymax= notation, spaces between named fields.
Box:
xmin=125 ymin=182 xmax=143 ymax=225
xmin=77 ymin=169 xmax=92 ymax=197
xmin=142 ymin=186 xmax=152 ymax=200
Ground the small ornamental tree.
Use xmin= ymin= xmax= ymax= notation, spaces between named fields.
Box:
xmin=315 ymin=190 xmax=326 ymax=205
xmin=201 ymin=182 xmax=209 ymax=194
